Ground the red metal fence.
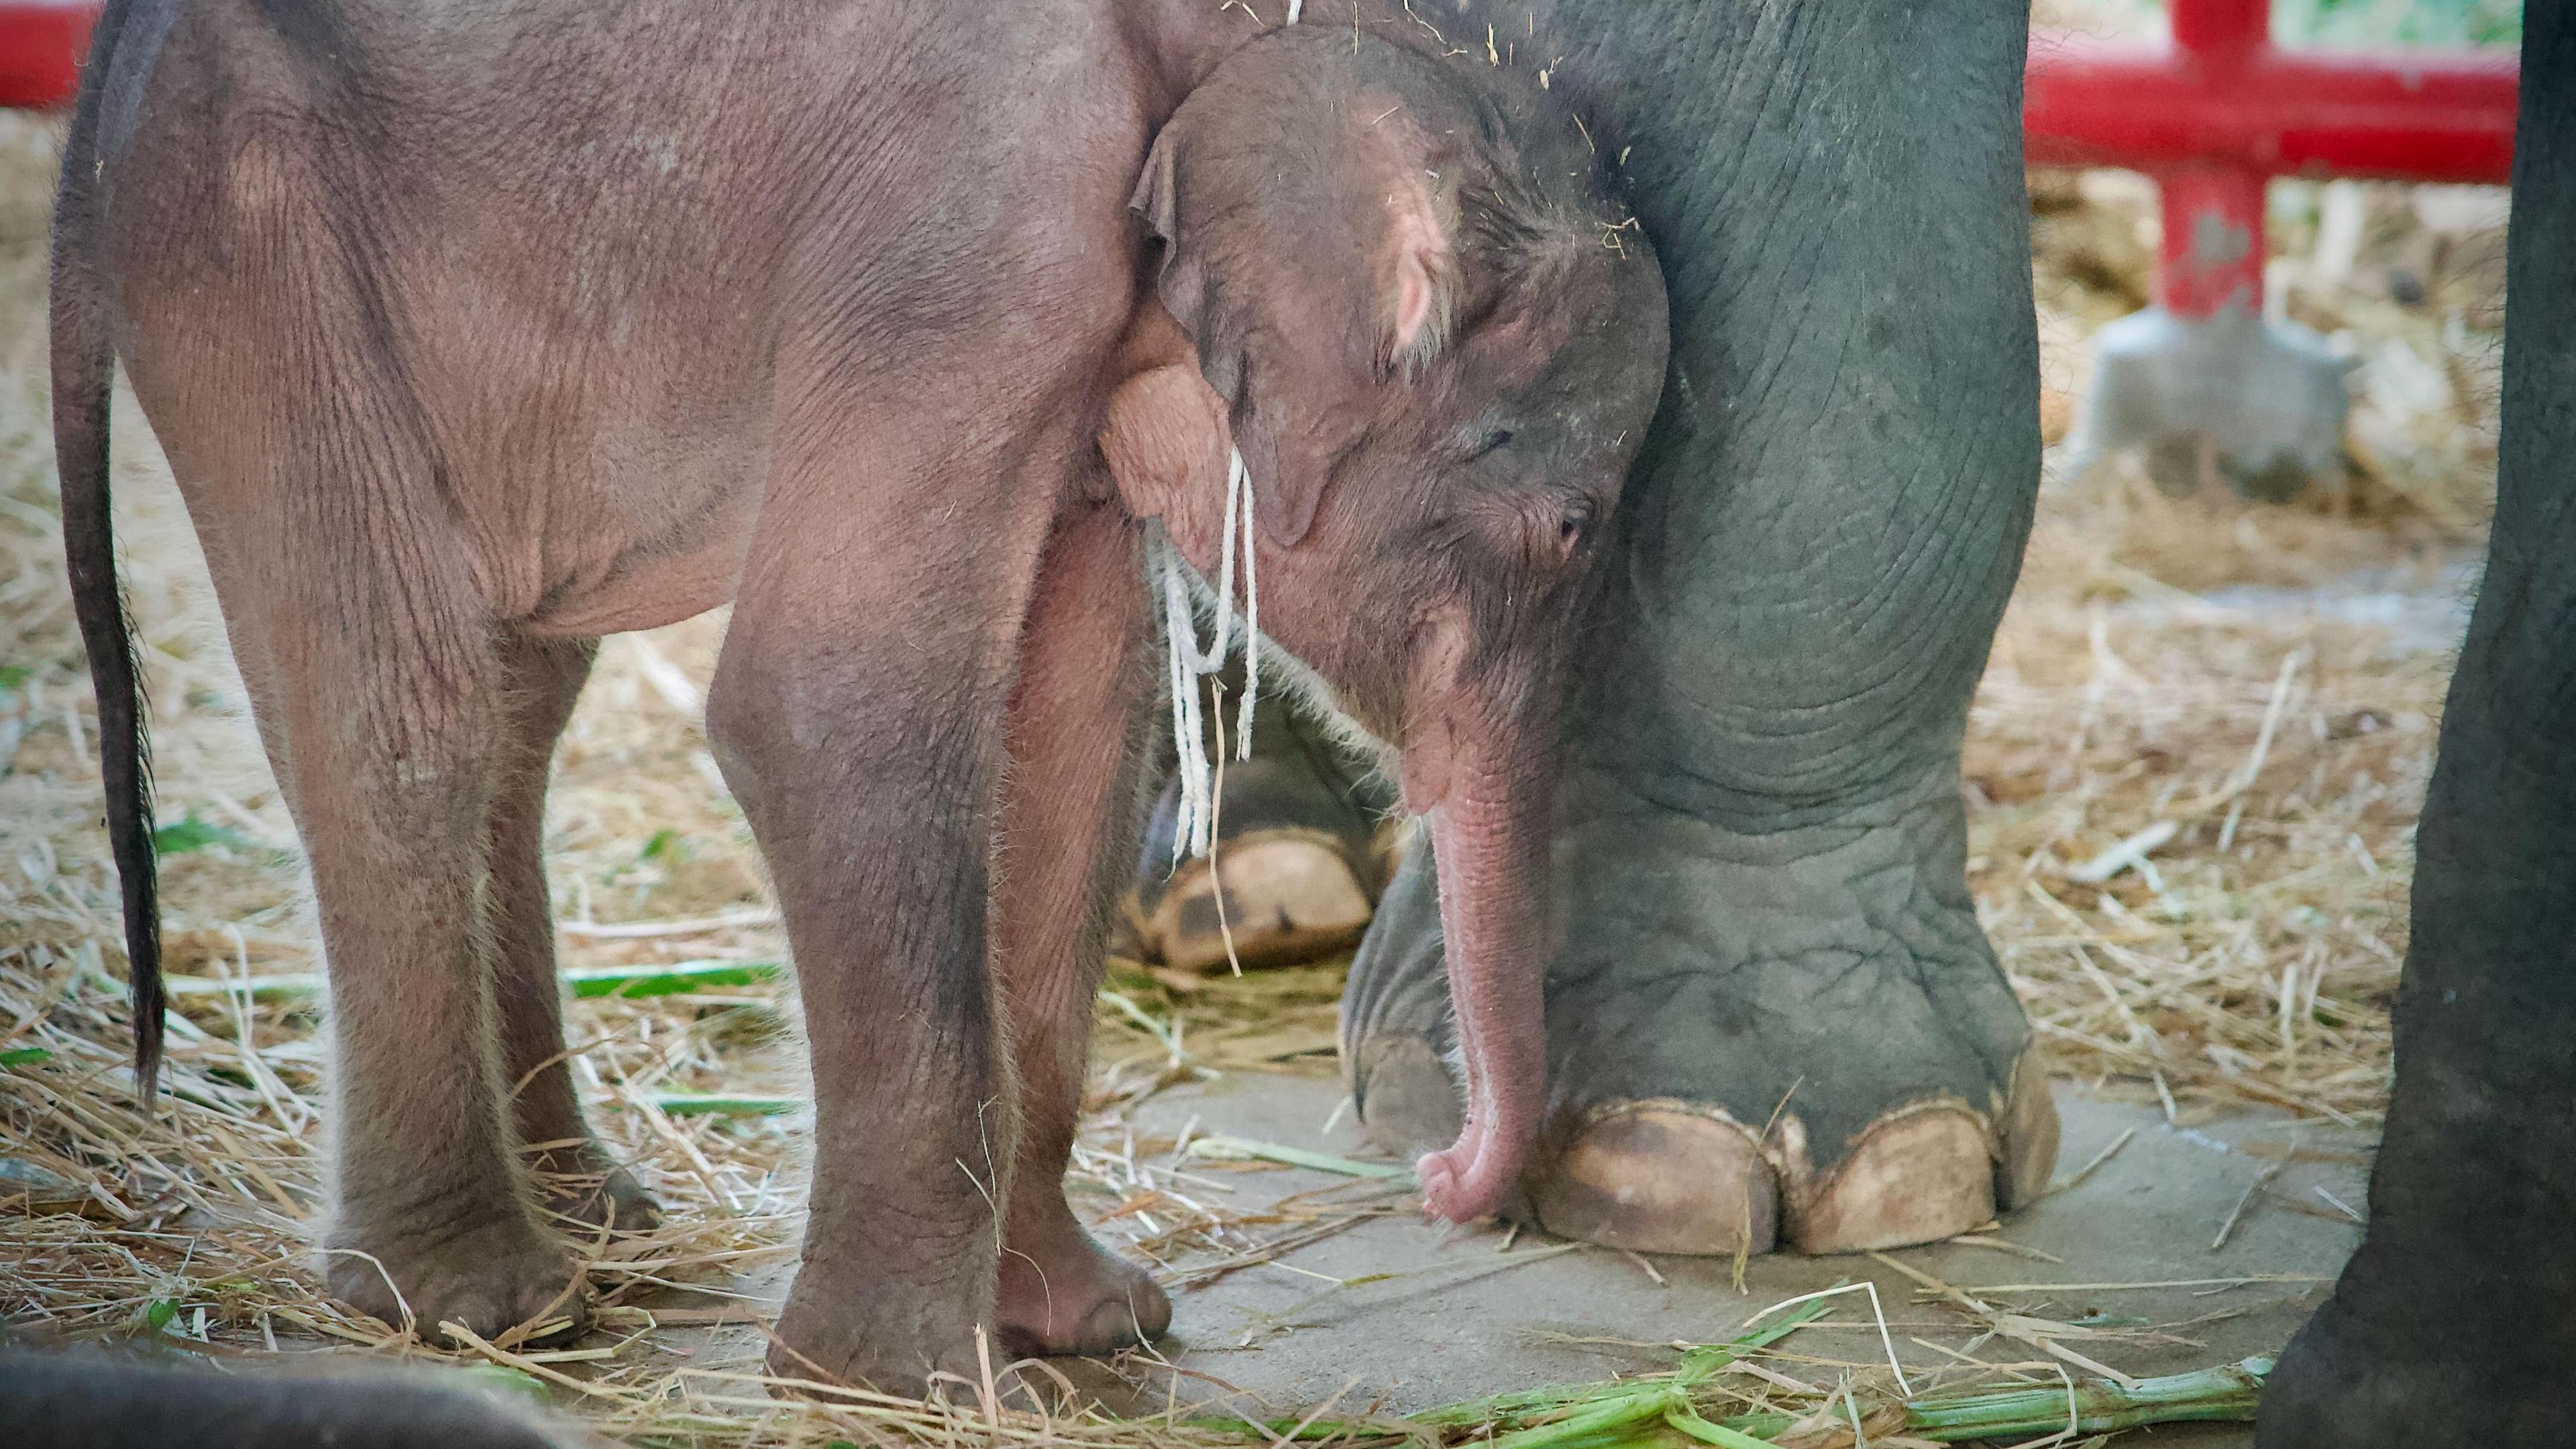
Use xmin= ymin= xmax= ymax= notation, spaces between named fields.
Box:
xmin=0 ymin=2 xmax=91 ymax=111
xmin=2025 ymin=0 xmax=2516 ymax=317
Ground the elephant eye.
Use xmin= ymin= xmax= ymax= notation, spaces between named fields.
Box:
xmin=1470 ymin=428 xmax=1515 ymax=460
xmin=1558 ymin=500 xmax=1595 ymax=554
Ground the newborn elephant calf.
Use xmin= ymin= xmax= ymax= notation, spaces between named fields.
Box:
xmin=56 ymin=1 xmax=1664 ymax=1390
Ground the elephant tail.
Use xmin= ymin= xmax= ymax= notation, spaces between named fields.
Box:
xmin=52 ymin=0 xmax=165 ymax=1098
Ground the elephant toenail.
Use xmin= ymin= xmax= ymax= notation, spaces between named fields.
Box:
xmin=1528 ymin=1104 xmax=1778 ymax=1256
xmin=1146 ymin=831 xmax=1373 ymax=971
xmin=1786 ymin=1102 xmax=1996 ymax=1254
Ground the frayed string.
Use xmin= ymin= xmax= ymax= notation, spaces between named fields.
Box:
xmin=1161 ymin=446 xmax=1260 ymax=862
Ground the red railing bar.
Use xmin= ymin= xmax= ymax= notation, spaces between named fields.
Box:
xmin=2026 ymin=35 xmax=2519 ymax=185
xmin=0 ymin=1 xmax=95 ymax=111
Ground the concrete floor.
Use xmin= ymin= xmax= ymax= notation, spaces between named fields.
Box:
xmin=656 ymin=1071 xmax=2368 ymax=1444
xmin=1062 ymin=1072 xmax=2371 ymax=1444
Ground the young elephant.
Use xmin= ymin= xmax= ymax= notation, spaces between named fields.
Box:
xmin=56 ymin=3 xmax=1663 ymax=1393
xmin=1103 ymin=28 xmax=1668 ymax=1223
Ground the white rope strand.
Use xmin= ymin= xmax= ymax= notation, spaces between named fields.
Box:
xmin=1235 ymin=448 xmax=1258 ymax=761
xmin=1161 ymin=447 xmax=1263 ymax=863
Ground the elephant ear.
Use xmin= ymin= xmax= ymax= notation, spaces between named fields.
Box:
xmin=1130 ymin=127 xmax=1242 ymax=411
xmin=1367 ymin=120 xmax=1461 ymax=383
xmin=1131 ymin=115 xmax=1452 ymax=548
xmin=1136 ymin=124 xmax=1317 ymax=541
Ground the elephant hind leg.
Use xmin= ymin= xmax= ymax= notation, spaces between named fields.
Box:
xmin=2258 ymin=10 xmax=2576 ymax=1443
xmin=121 ymin=113 xmax=591 ymax=1341
xmin=482 ymin=635 xmax=661 ymax=1238
xmin=186 ymin=459 xmax=584 ymax=1343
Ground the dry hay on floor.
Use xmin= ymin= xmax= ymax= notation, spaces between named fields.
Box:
xmin=1968 ymin=480 xmax=2458 ymax=1130
xmin=2009 ymin=123 xmax=2500 ymax=1128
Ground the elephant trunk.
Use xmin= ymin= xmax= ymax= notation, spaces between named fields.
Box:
xmin=1403 ymin=716 xmax=1553 ymax=1222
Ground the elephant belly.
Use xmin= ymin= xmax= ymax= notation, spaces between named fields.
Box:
xmin=460 ymin=403 xmax=774 ymax=639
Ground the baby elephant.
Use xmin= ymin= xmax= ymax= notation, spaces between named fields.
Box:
xmin=57 ymin=2 xmax=1664 ymax=1394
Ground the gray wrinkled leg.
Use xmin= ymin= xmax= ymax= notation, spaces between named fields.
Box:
xmin=1344 ymin=0 xmax=2055 ymax=1255
xmin=2260 ymin=13 xmax=2576 ymax=1441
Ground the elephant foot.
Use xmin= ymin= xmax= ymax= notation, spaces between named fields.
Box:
xmin=324 ymin=1208 xmax=588 ymax=1344
xmin=529 ymin=1143 xmax=662 ymax=1239
xmin=1130 ymin=824 xmax=1377 ymax=972
xmin=1356 ymin=1035 xmax=2053 ymax=1254
xmin=1521 ymin=1077 xmax=2049 ymax=1254
xmin=2258 ymin=1291 xmax=2576 ymax=1447
xmin=1126 ymin=708 xmax=1391 ymax=973
xmin=994 ymin=1210 xmax=1173 ymax=1358
xmin=2257 ymin=959 xmax=2576 ymax=1444
xmin=768 ymin=1271 xmax=986 ymax=1400
xmin=1342 ymin=800 xmax=2057 ymax=1254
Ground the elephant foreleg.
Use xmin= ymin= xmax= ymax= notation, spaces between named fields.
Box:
xmin=2258 ymin=11 xmax=2576 ymax=1444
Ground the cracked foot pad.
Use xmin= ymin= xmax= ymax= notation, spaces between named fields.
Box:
xmin=1131 ymin=830 xmax=1376 ymax=972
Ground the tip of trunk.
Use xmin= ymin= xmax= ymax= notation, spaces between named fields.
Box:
xmin=1417 ymin=797 xmax=1551 ymax=1222
xmin=1414 ymin=1122 xmax=1532 ymax=1222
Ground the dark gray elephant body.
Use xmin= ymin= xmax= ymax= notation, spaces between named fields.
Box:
xmin=2259 ymin=10 xmax=2576 ymax=1442
xmin=1342 ymin=0 xmax=2055 ymax=1254
xmin=0 ymin=1348 xmax=596 ymax=1448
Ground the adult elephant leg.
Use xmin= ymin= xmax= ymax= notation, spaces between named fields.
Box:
xmin=1344 ymin=0 xmax=2055 ymax=1253
xmin=2258 ymin=16 xmax=2576 ymax=1444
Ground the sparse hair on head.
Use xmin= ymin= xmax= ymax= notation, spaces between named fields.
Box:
xmin=1144 ymin=23 xmax=1639 ymax=391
